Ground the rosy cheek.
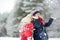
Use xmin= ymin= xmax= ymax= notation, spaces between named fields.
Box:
xmin=36 ymin=14 xmax=39 ymax=16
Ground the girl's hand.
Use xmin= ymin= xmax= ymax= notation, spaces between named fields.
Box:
xmin=38 ymin=15 xmax=43 ymax=18
xmin=51 ymin=16 xmax=57 ymax=20
xmin=28 ymin=37 xmax=32 ymax=40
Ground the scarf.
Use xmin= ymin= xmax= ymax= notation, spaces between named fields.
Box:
xmin=39 ymin=17 xmax=45 ymax=25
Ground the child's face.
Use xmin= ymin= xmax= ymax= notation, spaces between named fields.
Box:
xmin=34 ymin=13 xmax=41 ymax=17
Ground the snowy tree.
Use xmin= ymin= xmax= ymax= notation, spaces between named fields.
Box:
xmin=4 ymin=0 xmax=60 ymax=38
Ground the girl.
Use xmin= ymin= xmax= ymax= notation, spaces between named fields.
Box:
xmin=20 ymin=14 xmax=34 ymax=40
xmin=32 ymin=11 xmax=54 ymax=40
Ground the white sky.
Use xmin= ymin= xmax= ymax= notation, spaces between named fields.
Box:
xmin=0 ymin=0 xmax=16 ymax=14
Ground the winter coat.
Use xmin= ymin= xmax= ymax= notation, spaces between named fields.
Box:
xmin=33 ymin=18 xmax=53 ymax=40
xmin=20 ymin=22 xmax=34 ymax=37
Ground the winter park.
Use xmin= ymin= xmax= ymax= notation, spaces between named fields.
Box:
xmin=0 ymin=0 xmax=60 ymax=40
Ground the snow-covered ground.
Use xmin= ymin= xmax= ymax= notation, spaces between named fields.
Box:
xmin=0 ymin=37 xmax=60 ymax=40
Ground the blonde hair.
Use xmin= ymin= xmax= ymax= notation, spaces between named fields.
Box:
xmin=21 ymin=14 xmax=33 ymax=23
xmin=19 ymin=14 xmax=33 ymax=30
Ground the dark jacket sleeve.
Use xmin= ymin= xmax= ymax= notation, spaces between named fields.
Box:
xmin=44 ymin=18 xmax=54 ymax=27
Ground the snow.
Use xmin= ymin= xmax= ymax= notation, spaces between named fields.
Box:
xmin=49 ymin=38 xmax=60 ymax=40
xmin=0 ymin=37 xmax=19 ymax=40
xmin=0 ymin=37 xmax=60 ymax=40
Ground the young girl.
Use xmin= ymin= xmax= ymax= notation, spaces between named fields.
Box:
xmin=32 ymin=11 xmax=54 ymax=40
xmin=20 ymin=14 xmax=34 ymax=40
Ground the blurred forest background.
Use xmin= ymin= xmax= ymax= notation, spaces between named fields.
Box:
xmin=0 ymin=0 xmax=60 ymax=38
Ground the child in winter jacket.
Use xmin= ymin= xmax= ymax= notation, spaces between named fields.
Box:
xmin=20 ymin=14 xmax=34 ymax=40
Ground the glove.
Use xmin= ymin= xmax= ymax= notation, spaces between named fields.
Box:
xmin=51 ymin=16 xmax=57 ymax=20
